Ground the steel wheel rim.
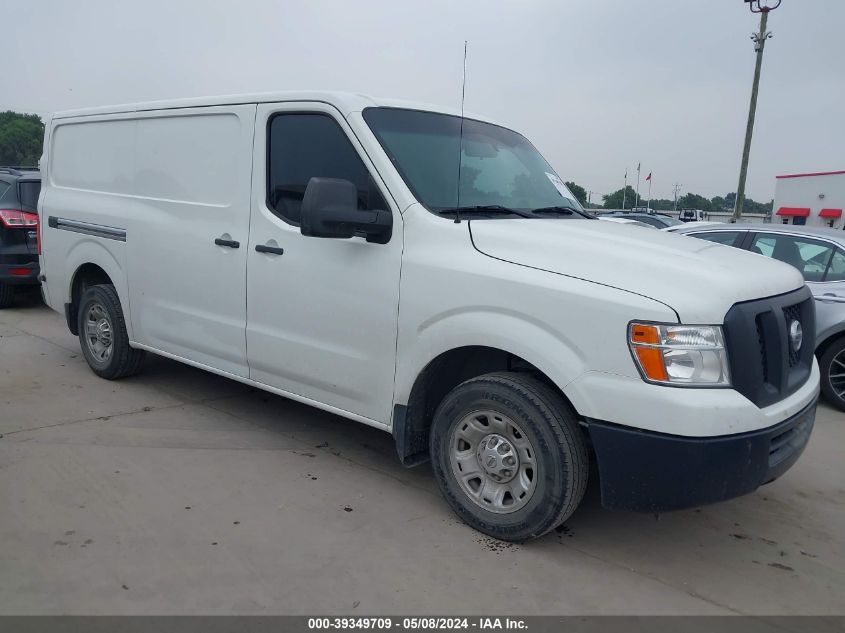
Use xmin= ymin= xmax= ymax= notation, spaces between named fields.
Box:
xmin=84 ymin=302 xmax=113 ymax=363
xmin=828 ymin=351 xmax=845 ymax=401
xmin=449 ymin=409 xmax=538 ymax=514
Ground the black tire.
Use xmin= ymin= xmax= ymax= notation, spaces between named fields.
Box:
xmin=819 ymin=338 xmax=845 ymax=412
xmin=0 ymin=282 xmax=15 ymax=308
xmin=430 ymin=372 xmax=588 ymax=542
xmin=77 ymin=284 xmax=145 ymax=379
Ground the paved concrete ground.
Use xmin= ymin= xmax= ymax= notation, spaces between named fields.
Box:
xmin=1 ymin=292 xmax=843 ymax=615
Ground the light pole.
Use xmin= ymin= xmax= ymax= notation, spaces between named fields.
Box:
xmin=733 ymin=0 xmax=781 ymax=223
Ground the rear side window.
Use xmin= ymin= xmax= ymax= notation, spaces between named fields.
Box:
xmin=0 ymin=180 xmax=11 ymax=201
xmin=689 ymin=231 xmax=742 ymax=247
xmin=267 ymin=113 xmax=387 ymax=225
xmin=17 ymin=180 xmax=41 ymax=210
xmin=749 ymin=233 xmax=833 ymax=282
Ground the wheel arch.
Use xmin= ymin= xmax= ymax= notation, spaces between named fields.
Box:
xmin=815 ymin=327 xmax=845 ymax=360
xmin=63 ymin=243 xmax=128 ymax=336
xmin=392 ymin=344 xmax=580 ymax=467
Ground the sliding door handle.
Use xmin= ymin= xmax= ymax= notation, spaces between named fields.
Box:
xmin=255 ymin=244 xmax=284 ymax=255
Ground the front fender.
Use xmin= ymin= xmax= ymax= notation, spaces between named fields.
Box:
xmin=393 ymin=209 xmax=677 ymax=424
xmin=393 ymin=307 xmax=585 ymax=410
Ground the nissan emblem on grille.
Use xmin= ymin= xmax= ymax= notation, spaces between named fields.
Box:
xmin=789 ymin=319 xmax=803 ymax=354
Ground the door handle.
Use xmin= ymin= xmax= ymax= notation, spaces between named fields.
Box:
xmin=255 ymin=244 xmax=284 ymax=255
xmin=215 ymin=237 xmax=240 ymax=249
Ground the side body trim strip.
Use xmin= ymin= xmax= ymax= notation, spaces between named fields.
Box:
xmin=47 ymin=216 xmax=126 ymax=242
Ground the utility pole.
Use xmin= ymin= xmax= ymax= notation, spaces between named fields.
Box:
xmin=733 ymin=0 xmax=781 ymax=222
xmin=622 ymin=169 xmax=628 ymax=210
xmin=672 ymin=183 xmax=683 ymax=214
xmin=635 ymin=162 xmax=641 ymax=209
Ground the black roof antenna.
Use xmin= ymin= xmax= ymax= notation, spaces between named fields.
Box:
xmin=454 ymin=41 xmax=468 ymax=224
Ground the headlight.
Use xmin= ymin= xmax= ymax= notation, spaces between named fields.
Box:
xmin=628 ymin=323 xmax=730 ymax=386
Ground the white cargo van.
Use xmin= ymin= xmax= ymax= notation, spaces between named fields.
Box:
xmin=39 ymin=92 xmax=819 ymax=541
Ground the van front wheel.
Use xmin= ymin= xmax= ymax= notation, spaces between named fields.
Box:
xmin=77 ymin=284 xmax=145 ymax=379
xmin=430 ymin=372 xmax=588 ymax=542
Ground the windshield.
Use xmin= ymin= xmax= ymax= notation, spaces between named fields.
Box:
xmin=363 ymin=107 xmax=585 ymax=217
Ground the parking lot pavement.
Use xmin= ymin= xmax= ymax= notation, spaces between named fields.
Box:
xmin=0 ymin=295 xmax=843 ymax=616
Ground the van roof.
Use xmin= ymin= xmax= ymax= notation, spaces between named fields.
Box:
xmin=51 ymin=91 xmax=500 ymax=125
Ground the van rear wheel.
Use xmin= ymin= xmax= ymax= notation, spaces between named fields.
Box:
xmin=430 ymin=372 xmax=588 ymax=542
xmin=77 ymin=284 xmax=145 ymax=379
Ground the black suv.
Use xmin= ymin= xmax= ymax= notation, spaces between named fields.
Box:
xmin=0 ymin=167 xmax=41 ymax=307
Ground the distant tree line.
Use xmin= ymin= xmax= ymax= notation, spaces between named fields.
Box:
xmin=0 ymin=111 xmax=44 ymax=166
xmin=594 ymin=184 xmax=772 ymax=214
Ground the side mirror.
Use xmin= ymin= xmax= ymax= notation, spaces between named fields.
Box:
xmin=300 ymin=177 xmax=392 ymax=244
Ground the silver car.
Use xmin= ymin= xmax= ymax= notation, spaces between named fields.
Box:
xmin=670 ymin=222 xmax=845 ymax=410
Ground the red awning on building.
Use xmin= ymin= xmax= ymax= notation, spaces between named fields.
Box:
xmin=776 ymin=207 xmax=811 ymax=217
xmin=776 ymin=170 xmax=845 ymax=180
xmin=819 ymin=208 xmax=843 ymax=219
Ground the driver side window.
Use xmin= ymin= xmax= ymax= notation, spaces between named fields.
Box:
xmin=267 ymin=113 xmax=387 ymax=225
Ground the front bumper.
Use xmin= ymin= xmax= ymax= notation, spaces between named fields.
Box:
xmin=588 ymin=397 xmax=817 ymax=512
xmin=565 ymin=359 xmax=819 ymax=437
xmin=0 ymin=262 xmax=40 ymax=285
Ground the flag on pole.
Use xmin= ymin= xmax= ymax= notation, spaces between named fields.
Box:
xmin=645 ymin=172 xmax=652 ymax=181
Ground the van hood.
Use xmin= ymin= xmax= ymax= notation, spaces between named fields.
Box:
xmin=469 ymin=219 xmax=805 ymax=323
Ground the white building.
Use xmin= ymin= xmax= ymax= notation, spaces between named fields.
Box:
xmin=773 ymin=170 xmax=845 ymax=229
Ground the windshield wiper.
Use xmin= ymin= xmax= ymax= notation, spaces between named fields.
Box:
xmin=530 ymin=205 xmax=594 ymax=218
xmin=436 ymin=205 xmax=535 ymax=219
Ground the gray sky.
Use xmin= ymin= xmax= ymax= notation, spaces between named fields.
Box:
xmin=4 ymin=0 xmax=843 ymax=203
